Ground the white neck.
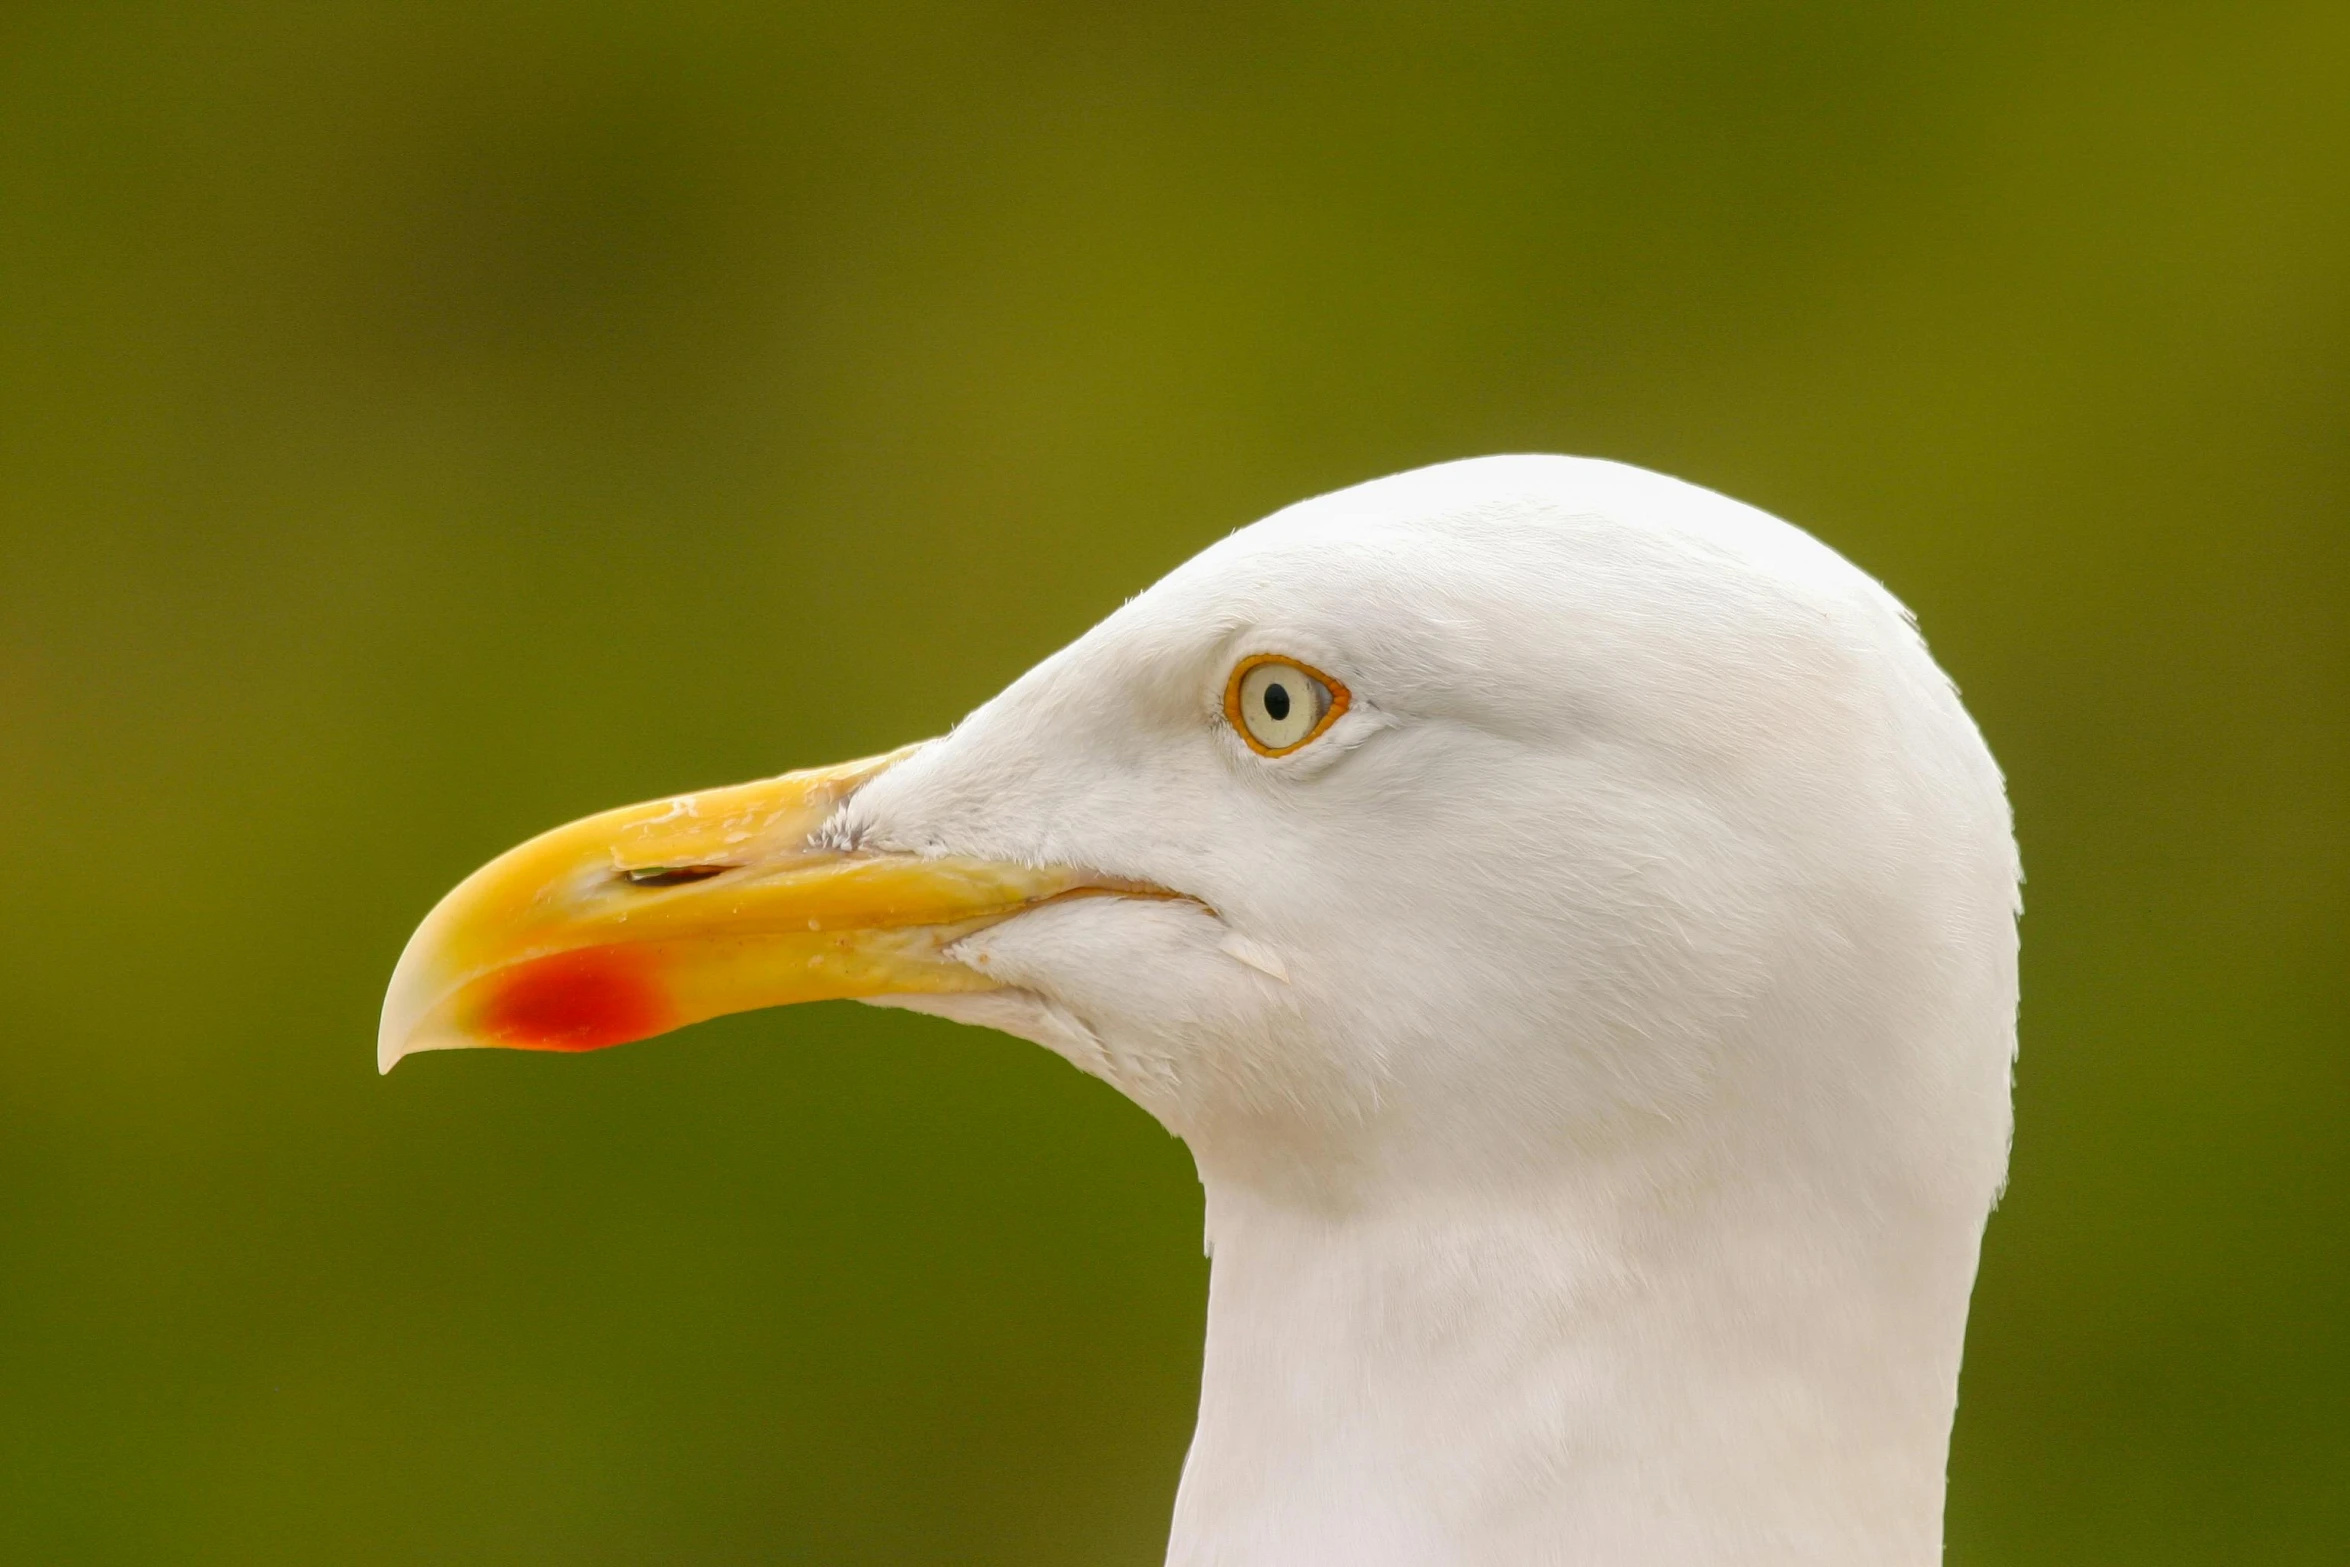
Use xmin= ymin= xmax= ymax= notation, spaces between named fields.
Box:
xmin=1168 ymin=1145 xmax=1981 ymax=1567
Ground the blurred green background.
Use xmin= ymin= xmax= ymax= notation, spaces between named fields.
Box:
xmin=2 ymin=2 xmax=2343 ymax=1561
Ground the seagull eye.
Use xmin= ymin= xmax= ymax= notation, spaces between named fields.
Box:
xmin=1225 ymin=655 xmax=1349 ymax=756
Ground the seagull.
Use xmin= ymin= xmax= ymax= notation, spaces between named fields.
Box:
xmin=380 ymin=455 xmax=2018 ymax=1566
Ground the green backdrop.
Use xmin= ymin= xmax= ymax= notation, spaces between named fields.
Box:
xmin=3 ymin=3 xmax=2343 ymax=1561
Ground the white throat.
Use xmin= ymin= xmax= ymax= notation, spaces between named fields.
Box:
xmin=1170 ymin=1131 xmax=1984 ymax=1567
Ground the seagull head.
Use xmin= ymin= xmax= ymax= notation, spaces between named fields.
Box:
xmin=381 ymin=454 xmax=2018 ymax=1564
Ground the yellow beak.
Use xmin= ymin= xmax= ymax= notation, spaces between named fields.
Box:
xmin=377 ymin=744 xmax=1104 ymax=1073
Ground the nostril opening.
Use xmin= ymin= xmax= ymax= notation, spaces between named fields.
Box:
xmin=621 ymin=865 xmax=729 ymax=888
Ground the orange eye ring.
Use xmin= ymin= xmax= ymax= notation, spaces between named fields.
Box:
xmin=1224 ymin=654 xmax=1352 ymax=757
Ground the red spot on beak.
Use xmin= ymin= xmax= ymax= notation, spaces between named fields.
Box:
xmin=478 ymin=947 xmax=672 ymax=1052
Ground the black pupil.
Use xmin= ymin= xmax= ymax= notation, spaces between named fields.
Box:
xmin=1263 ymin=682 xmax=1292 ymax=721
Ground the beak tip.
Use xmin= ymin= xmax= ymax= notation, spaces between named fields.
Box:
xmin=377 ymin=975 xmax=433 ymax=1075
xmin=376 ymin=1009 xmax=413 ymax=1074
xmin=378 ymin=1024 xmax=468 ymax=1074
xmin=378 ymin=928 xmax=444 ymax=1076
